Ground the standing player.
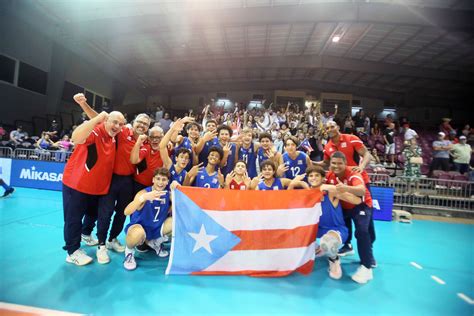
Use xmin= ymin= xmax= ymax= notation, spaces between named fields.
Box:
xmin=215 ymin=125 xmax=237 ymax=177
xmin=185 ymin=146 xmax=224 ymax=189
xmin=122 ymin=168 xmax=172 ymax=271
xmin=195 ymin=120 xmax=219 ymax=166
xmin=172 ymin=121 xmax=201 ymax=171
xmin=319 ymin=121 xmax=372 ymax=257
xmin=279 ymin=136 xmax=312 ymax=179
xmin=159 ymin=118 xmax=194 ymax=187
xmin=256 ymin=132 xmax=281 ymax=168
xmin=62 ymin=111 xmax=125 ymax=266
xmin=326 ymin=152 xmax=375 ymax=284
xmin=237 ymin=128 xmax=258 ymax=178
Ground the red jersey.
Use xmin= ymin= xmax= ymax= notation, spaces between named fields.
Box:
xmin=133 ymin=144 xmax=164 ymax=186
xmin=113 ymin=127 xmax=137 ymax=176
xmin=326 ymin=167 xmax=373 ymax=209
xmin=229 ymin=179 xmax=247 ymax=190
xmin=63 ymin=123 xmax=116 ymax=195
xmin=324 ymin=133 xmax=370 ymax=184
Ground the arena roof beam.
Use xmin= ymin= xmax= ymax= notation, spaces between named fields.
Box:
xmin=62 ymin=3 xmax=474 ymax=40
xmin=133 ymin=55 xmax=473 ymax=83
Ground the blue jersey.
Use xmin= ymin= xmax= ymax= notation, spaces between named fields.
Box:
xmin=317 ymin=192 xmax=348 ymax=243
xmin=173 ymin=137 xmax=193 ymax=171
xmin=124 ymin=187 xmax=170 ymax=240
xmin=257 ymin=178 xmax=284 ymax=191
xmin=198 ymin=137 xmax=219 ymax=166
xmin=238 ymin=144 xmax=257 ymax=178
xmin=194 ymin=168 xmax=220 ymax=188
xmin=169 ymin=165 xmax=187 ymax=186
xmin=282 ymin=151 xmax=308 ymax=179
xmin=216 ymin=142 xmax=236 ymax=177
xmin=257 ymin=147 xmax=269 ymax=165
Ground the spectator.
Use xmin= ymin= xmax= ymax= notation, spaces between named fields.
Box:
xmin=0 ymin=125 xmax=6 ymax=140
xmin=35 ymin=132 xmax=56 ymax=159
xmin=429 ymin=131 xmax=452 ymax=175
xmin=370 ymin=122 xmax=382 ymax=137
xmin=48 ymin=120 xmax=60 ymax=142
xmin=320 ymin=104 xmax=338 ymax=126
xmin=450 ymin=136 xmax=472 ymax=174
xmin=383 ymin=123 xmax=396 ymax=166
xmin=55 ymin=134 xmax=74 ymax=162
xmin=403 ymin=138 xmax=422 ymax=179
xmin=9 ymin=125 xmax=28 ymax=147
xmin=439 ymin=118 xmax=454 ymax=137
xmin=353 ymin=110 xmax=366 ymax=134
xmin=76 ymin=112 xmax=88 ymax=126
xmin=343 ymin=115 xmax=354 ymax=134
xmin=154 ymin=104 xmax=164 ymax=122
xmin=159 ymin=112 xmax=172 ymax=133
xmin=402 ymin=123 xmax=418 ymax=143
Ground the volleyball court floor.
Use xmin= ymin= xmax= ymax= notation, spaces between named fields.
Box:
xmin=0 ymin=188 xmax=472 ymax=315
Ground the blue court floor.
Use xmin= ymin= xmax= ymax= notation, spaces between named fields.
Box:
xmin=0 ymin=188 xmax=473 ymax=315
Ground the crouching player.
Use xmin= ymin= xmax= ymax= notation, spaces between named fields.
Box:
xmin=289 ymin=166 xmax=361 ymax=280
xmin=122 ymin=168 xmax=172 ymax=270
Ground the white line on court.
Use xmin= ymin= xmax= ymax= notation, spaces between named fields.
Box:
xmin=410 ymin=261 xmax=423 ymax=269
xmin=0 ymin=302 xmax=83 ymax=315
xmin=457 ymin=293 xmax=474 ymax=305
xmin=430 ymin=275 xmax=446 ymax=285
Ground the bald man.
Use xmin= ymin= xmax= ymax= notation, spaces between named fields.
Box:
xmin=72 ymin=93 xmax=152 ymax=264
xmin=62 ymin=110 xmax=125 ymax=266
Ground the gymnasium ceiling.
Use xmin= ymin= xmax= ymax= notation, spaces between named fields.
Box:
xmin=12 ymin=0 xmax=474 ymax=103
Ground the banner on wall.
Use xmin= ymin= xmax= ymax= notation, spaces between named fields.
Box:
xmin=10 ymin=160 xmax=65 ymax=191
xmin=0 ymin=158 xmax=12 ymax=184
xmin=370 ymin=186 xmax=394 ymax=221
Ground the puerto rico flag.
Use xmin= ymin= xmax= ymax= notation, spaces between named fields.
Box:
xmin=166 ymin=187 xmax=322 ymax=277
xmin=299 ymin=138 xmax=314 ymax=153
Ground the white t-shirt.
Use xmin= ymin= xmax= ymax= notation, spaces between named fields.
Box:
xmin=404 ymin=128 xmax=418 ymax=141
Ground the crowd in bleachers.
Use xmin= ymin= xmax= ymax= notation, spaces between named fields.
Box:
xmin=0 ymin=100 xmax=472 ymax=180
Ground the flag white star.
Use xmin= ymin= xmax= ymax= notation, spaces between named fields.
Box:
xmin=188 ymin=224 xmax=218 ymax=254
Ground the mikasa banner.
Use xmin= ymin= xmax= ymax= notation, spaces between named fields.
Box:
xmin=10 ymin=159 xmax=65 ymax=191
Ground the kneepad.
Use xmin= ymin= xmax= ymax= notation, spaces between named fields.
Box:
xmin=320 ymin=232 xmax=342 ymax=258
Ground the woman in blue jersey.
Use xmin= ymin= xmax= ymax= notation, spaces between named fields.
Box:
xmin=279 ymin=136 xmax=312 ymax=179
xmin=122 ymin=168 xmax=172 ymax=271
xmin=289 ymin=166 xmax=362 ymax=280
xmin=185 ymin=146 xmax=224 ymax=189
xmin=250 ymin=160 xmax=297 ymax=191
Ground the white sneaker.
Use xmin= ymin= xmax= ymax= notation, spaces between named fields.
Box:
xmin=147 ymin=238 xmax=169 ymax=258
xmin=96 ymin=245 xmax=110 ymax=264
xmin=106 ymin=238 xmax=125 ymax=253
xmin=328 ymin=257 xmax=342 ymax=280
xmin=123 ymin=253 xmax=137 ymax=271
xmin=66 ymin=249 xmax=93 ymax=266
xmin=351 ymin=265 xmax=373 ymax=284
xmin=81 ymin=234 xmax=98 ymax=246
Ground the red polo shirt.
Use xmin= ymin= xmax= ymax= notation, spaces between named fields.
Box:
xmin=133 ymin=144 xmax=164 ymax=186
xmin=326 ymin=167 xmax=373 ymax=209
xmin=324 ymin=133 xmax=370 ymax=184
xmin=63 ymin=123 xmax=116 ymax=195
xmin=113 ymin=127 xmax=137 ymax=176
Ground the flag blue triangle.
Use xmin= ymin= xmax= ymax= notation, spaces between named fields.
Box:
xmin=166 ymin=189 xmax=241 ymax=274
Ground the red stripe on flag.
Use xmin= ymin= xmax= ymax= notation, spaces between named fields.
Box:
xmin=231 ymin=224 xmax=318 ymax=251
xmin=191 ymin=260 xmax=315 ymax=277
xmin=178 ymin=187 xmax=322 ymax=211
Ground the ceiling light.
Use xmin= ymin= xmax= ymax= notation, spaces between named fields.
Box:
xmin=332 ymin=36 xmax=341 ymax=43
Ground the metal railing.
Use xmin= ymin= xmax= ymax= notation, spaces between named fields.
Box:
xmin=369 ymin=173 xmax=473 ymax=213
xmin=13 ymin=148 xmax=73 ymax=162
xmin=0 ymin=146 xmax=13 ymax=158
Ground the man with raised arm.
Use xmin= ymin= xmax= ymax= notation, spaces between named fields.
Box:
xmin=62 ymin=110 xmax=125 ymax=266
